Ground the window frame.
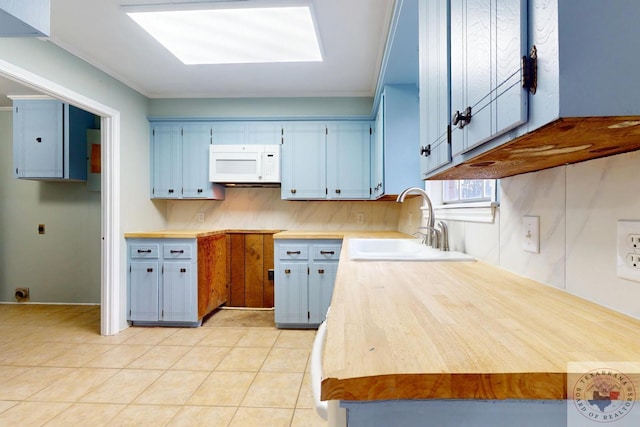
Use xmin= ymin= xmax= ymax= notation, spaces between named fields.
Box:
xmin=430 ymin=179 xmax=499 ymax=223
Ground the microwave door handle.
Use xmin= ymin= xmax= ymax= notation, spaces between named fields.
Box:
xmin=256 ymin=151 xmax=264 ymax=181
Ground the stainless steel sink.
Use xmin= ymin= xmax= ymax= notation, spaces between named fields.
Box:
xmin=348 ymin=238 xmax=474 ymax=262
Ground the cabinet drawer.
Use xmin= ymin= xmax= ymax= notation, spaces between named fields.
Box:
xmin=163 ymin=244 xmax=193 ymax=259
xmin=130 ymin=244 xmax=160 ymax=259
xmin=310 ymin=245 xmax=341 ymax=261
xmin=278 ymin=245 xmax=309 ymax=260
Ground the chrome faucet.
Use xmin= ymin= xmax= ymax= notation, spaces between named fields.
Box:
xmin=437 ymin=221 xmax=449 ymax=251
xmin=418 ymin=226 xmax=441 ymax=249
xmin=396 ymin=187 xmax=435 ymax=246
xmin=397 ymin=187 xmax=450 ymax=251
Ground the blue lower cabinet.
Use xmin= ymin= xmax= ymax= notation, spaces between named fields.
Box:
xmin=127 ymin=238 xmax=199 ymax=326
xmin=128 ymin=261 xmax=160 ymax=322
xmin=274 ymin=239 xmax=342 ymax=328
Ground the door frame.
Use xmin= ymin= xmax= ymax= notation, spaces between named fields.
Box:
xmin=0 ymin=58 xmax=121 ymax=335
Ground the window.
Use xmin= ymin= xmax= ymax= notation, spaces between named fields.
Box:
xmin=442 ymin=179 xmax=497 ymax=204
xmin=433 ymin=179 xmax=498 ymax=223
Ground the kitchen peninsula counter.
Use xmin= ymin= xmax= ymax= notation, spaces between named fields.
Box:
xmin=320 ymin=238 xmax=640 ymax=402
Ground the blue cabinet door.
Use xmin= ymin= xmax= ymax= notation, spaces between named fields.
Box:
xmin=274 ymin=262 xmax=309 ymax=325
xmin=450 ymin=0 xmax=527 ymax=155
xmin=162 ymin=261 xmax=197 ymax=322
xmin=13 ymin=99 xmax=95 ymax=181
xmin=129 ymin=261 xmax=160 ymax=322
xmin=151 ymin=123 xmax=182 ymax=198
xmin=420 ymin=0 xmax=452 ymax=175
xmin=327 ymin=122 xmax=371 ymax=200
xmin=182 ymin=123 xmax=213 ymax=198
xmin=281 ymin=122 xmax=327 ymax=199
xmin=308 ymin=261 xmax=338 ymax=324
xmin=381 ymin=85 xmax=422 ymax=195
xmin=13 ymin=99 xmax=64 ymax=178
xmin=248 ymin=122 xmax=283 ymax=145
xmin=211 ymin=122 xmax=246 ymax=145
xmin=371 ymin=97 xmax=384 ymax=199
xmin=493 ymin=0 xmax=528 ymax=137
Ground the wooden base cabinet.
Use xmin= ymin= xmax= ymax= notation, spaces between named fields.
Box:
xmin=126 ymin=235 xmax=226 ymax=327
xmin=226 ymin=232 xmax=276 ymax=308
xmin=274 ymin=239 xmax=341 ymax=328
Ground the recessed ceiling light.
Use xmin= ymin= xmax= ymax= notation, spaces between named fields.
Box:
xmin=124 ymin=2 xmax=323 ymax=65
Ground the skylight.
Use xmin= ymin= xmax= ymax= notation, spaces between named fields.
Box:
xmin=125 ymin=4 xmax=323 ymax=65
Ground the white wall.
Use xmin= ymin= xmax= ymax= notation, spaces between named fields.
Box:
xmin=498 ymin=151 xmax=640 ymax=319
xmin=397 ymin=151 xmax=640 ymax=320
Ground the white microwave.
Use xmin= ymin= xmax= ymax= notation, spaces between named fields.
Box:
xmin=209 ymin=144 xmax=281 ymax=185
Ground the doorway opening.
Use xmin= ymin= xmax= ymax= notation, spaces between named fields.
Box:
xmin=0 ymin=58 xmax=121 ymax=335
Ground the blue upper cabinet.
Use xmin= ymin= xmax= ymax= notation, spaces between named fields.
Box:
xmin=419 ymin=0 xmax=451 ymax=176
xmin=13 ymin=98 xmax=97 ymax=181
xmin=371 ymin=0 xmax=423 ymax=197
xmin=281 ymin=122 xmax=327 ymax=199
xmin=371 ymin=85 xmax=422 ymax=199
xmin=424 ymin=0 xmax=640 ymax=180
xmin=150 ymin=121 xmax=225 ymax=200
xmin=151 ymin=122 xmax=182 ymax=198
xmin=281 ymin=121 xmax=372 ymax=200
xmin=0 ymin=1 xmax=50 ymax=37
xmin=212 ymin=121 xmax=282 ymax=145
xmin=370 ymin=103 xmax=384 ymax=199
xmin=450 ymin=0 xmax=527 ymax=156
xmin=211 ymin=122 xmax=246 ymax=145
xmin=182 ymin=123 xmax=217 ymax=198
xmin=327 ymin=122 xmax=371 ymax=200
xmin=247 ymin=122 xmax=283 ymax=145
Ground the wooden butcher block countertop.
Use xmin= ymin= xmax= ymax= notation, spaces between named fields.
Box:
xmin=321 ymin=238 xmax=640 ymax=402
xmin=273 ymin=230 xmax=409 ymax=240
xmin=124 ymin=230 xmax=225 ymax=239
xmin=125 ymin=229 xmax=281 ymax=238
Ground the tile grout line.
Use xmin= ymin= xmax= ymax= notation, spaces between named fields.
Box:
xmin=0 ymin=306 xmax=325 ymax=426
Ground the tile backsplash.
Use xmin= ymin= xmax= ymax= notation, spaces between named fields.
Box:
xmin=430 ymin=150 xmax=640 ymax=320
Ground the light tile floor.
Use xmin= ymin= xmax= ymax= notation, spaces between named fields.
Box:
xmin=0 ymin=304 xmax=326 ymax=426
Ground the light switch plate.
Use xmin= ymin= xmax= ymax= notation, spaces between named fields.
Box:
xmin=617 ymin=220 xmax=640 ymax=282
xmin=522 ymin=216 xmax=540 ymax=253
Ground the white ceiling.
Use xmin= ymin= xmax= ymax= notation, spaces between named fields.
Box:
xmin=0 ymin=0 xmax=396 ymax=105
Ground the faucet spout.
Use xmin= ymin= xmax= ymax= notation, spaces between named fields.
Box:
xmin=396 ymin=187 xmax=436 ymax=246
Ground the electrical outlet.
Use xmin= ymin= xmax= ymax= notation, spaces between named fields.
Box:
xmin=522 ymin=216 xmax=540 ymax=253
xmin=627 ymin=234 xmax=640 ymax=249
xmin=617 ymin=220 xmax=640 ymax=282
xmin=356 ymin=213 xmax=365 ymax=225
xmin=197 ymin=212 xmax=205 ymax=223
xmin=626 ymin=253 xmax=640 ymax=268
